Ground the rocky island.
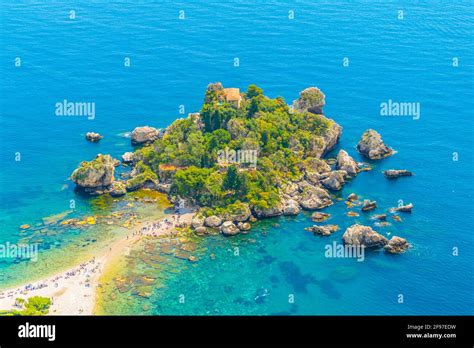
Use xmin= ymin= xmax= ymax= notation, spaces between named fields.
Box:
xmin=70 ymin=83 xmax=411 ymax=254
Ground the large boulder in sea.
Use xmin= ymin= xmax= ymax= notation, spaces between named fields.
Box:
xmin=384 ymin=169 xmax=413 ymax=179
xmin=299 ymin=185 xmax=333 ymax=210
xmin=70 ymin=154 xmax=115 ymax=193
xmin=305 ymin=224 xmax=339 ymax=236
xmin=293 ymin=87 xmax=326 ymax=115
xmin=320 ymin=170 xmax=347 ymax=191
xmin=131 ymin=126 xmax=160 ymax=145
xmin=384 ymin=236 xmax=410 ymax=254
xmin=336 ymin=150 xmax=359 ymax=176
xmin=121 ymin=152 xmax=135 ymax=164
xmin=85 ymin=132 xmax=102 ymax=142
xmin=220 ymin=221 xmax=240 ymax=236
xmin=342 ymin=224 xmax=388 ymax=248
xmin=357 ymin=129 xmax=393 ymax=160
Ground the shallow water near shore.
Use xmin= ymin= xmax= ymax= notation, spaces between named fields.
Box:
xmin=1 ymin=1 xmax=473 ymax=314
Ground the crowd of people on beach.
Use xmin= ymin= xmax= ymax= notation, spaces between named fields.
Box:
xmin=0 ymin=257 xmax=100 ymax=300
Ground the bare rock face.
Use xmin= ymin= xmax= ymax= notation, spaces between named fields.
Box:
xmin=361 ymin=199 xmax=377 ymax=211
xmin=220 ymin=221 xmax=240 ymax=236
xmin=85 ymin=132 xmax=102 ymax=142
xmin=299 ymin=185 xmax=333 ymax=210
xmin=336 ymin=150 xmax=359 ymax=177
xmin=204 ymin=215 xmax=222 ymax=228
xmin=131 ymin=126 xmax=160 ymax=145
xmin=321 ymin=170 xmax=347 ymax=191
xmin=109 ymin=181 xmax=126 ymax=197
xmin=357 ymin=129 xmax=393 ymax=160
xmin=70 ymin=154 xmax=115 ymax=193
xmin=384 ymin=169 xmax=413 ymax=179
xmin=283 ymin=199 xmax=300 ymax=216
xmin=321 ymin=120 xmax=342 ymax=156
xmin=384 ymin=236 xmax=409 ymax=254
xmin=293 ymin=87 xmax=326 ymax=114
xmin=342 ymin=224 xmax=388 ymax=248
xmin=305 ymin=224 xmax=339 ymax=236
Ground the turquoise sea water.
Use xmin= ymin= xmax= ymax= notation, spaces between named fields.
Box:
xmin=0 ymin=1 xmax=473 ymax=314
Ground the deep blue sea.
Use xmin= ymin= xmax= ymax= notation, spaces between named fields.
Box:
xmin=0 ymin=0 xmax=473 ymax=314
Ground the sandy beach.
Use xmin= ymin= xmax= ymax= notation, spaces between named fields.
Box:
xmin=0 ymin=212 xmax=194 ymax=315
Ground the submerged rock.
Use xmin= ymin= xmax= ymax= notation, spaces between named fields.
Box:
xmin=384 ymin=236 xmax=409 ymax=254
xmin=131 ymin=126 xmax=160 ymax=145
xmin=311 ymin=212 xmax=331 ymax=222
xmin=220 ymin=221 xmax=240 ymax=236
xmin=357 ymin=129 xmax=393 ymax=160
xmin=342 ymin=224 xmax=388 ymax=248
xmin=336 ymin=150 xmax=359 ymax=176
xmin=305 ymin=224 xmax=339 ymax=236
xmin=85 ymin=132 xmax=102 ymax=142
xmin=70 ymin=154 xmax=115 ymax=194
xmin=361 ymin=199 xmax=377 ymax=212
xmin=384 ymin=169 xmax=413 ymax=179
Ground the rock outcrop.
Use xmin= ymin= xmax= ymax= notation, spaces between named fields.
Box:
xmin=85 ymin=132 xmax=102 ymax=142
xmin=395 ymin=203 xmax=413 ymax=213
xmin=305 ymin=224 xmax=339 ymax=236
xmin=70 ymin=154 xmax=115 ymax=194
xmin=237 ymin=222 xmax=251 ymax=231
xmin=253 ymin=201 xmax=284 ymax=218
xmin=204 ymin=216 xmax=222 ymax=228
xmin=342 ymin=224 xmax=388 ymax=248
xmin=384 ymin=236 xmax=409 ymax=254
xmin=283 ymin=199 xmax=300 ymax=216
xmin=321 ymin=170 xmax=347 ymax=191
xmin=299 ymin=185 xmax=333 ymax=210
xmin=347 ymin=193 xmax=359 ymax=202
xmin=336 ymin=150 xmax=359 ymax=176
xmin=131 ymin=126 xmax=160 ymax=145
xmin=109 ymin=181 xmax=126 ymax=197
xmin=361 ymin=199 xmax=377 ymax=212
xmin=293 ymin=87 xmax=325 ymax=115
xmin=357 ymin=129 xmax=393 ymax=160
xmin=384 ymin=169 xmax=413 ymax=179
xmin=121 ymin=152 xmax=135 ymax=164
xmin=311 ymin=212 xmax=331 ymax=222
xmin=192 ymin=216 xmax=205 ymax=229
xmin=222 ymin=203 xmax=251 ymax=222
xmin=220 ymin=221 xmax=240 ymax=236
